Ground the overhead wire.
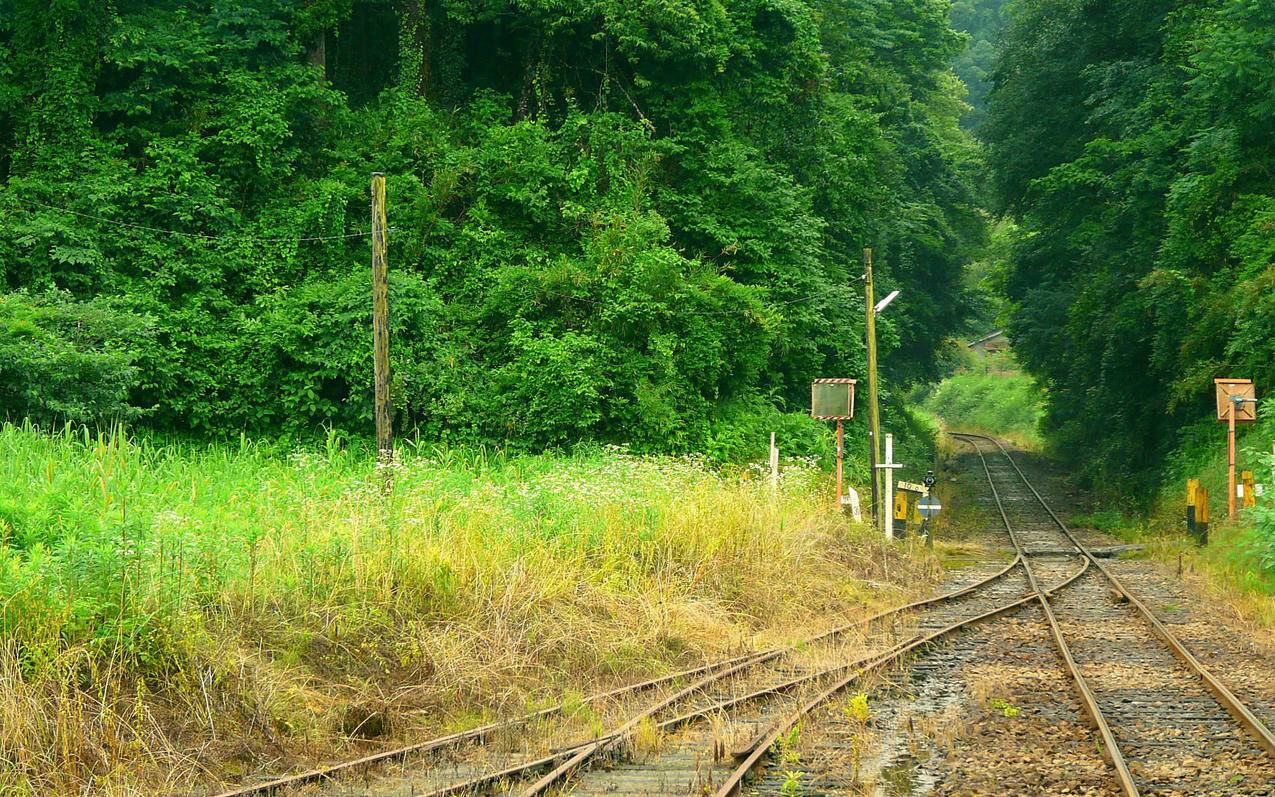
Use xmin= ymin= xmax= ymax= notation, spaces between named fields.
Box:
xmin=11 ymin=198 xmax=379 ymax=243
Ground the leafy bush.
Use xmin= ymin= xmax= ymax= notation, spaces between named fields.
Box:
xmin=704 ymin=400 xmax=832 ymax=466
xmin=923 ymin=370 xmax=1043 ymax=446
xmin=0 ymin=292 xmax=151 ymax=425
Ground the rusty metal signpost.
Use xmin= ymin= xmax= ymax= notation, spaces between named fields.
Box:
xmin=811 ymin=379 xmax=856 ymax=511
xmin=1215 ymin=378 xmax=1257 ymax=520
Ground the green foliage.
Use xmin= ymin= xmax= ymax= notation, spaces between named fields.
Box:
xmin=0 ymin=0 xmax=982 ymax=455
xmin=984 ymin=0 xmax=1275 ymax=497
xmin=704 ymin=400 xmax=831 ymax=466
xmin=950 ymin=0 xmax=1009 ymax=131
xmin=0 ymin=292 xmax=152 ymax=425
xmin=922 ymin=368 xmax=1042 ymax=446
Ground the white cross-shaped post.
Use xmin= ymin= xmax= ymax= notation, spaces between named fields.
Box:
xmin=875 ymin=432 xmax=903 ymax=539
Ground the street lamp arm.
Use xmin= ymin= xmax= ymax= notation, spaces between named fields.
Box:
xmin=874 ymin=290 xmax=900 ymax=314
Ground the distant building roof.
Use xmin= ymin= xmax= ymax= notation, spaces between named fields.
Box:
xmin=968 ymin=329 xmax=1006 ymax=348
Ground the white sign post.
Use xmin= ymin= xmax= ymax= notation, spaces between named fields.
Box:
xmin=769 ymin=432 xmax=779 ymax=500
xmin=874 ymin=433 xmax=903 ymax=540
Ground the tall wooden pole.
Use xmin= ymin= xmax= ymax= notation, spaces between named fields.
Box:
xmin=863 ymin=248 xmax=882 ymax=531
xmin=1228 ymin=397 xmax=1237 ymax=520
xmin=371 ymin=172 xmax=393 ymax=490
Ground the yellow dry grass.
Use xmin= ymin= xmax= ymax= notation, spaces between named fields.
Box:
xmin=0 ymin=425 xmax=936 ymax=795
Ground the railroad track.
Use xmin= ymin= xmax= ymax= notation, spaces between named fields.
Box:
xmin=953 ymin=432 xmax=1275 ymax=796
xmin=209 ymin=435 xmax=1275 ymax=797
xmin=210 ymin=555 xmax=1050 ymax=797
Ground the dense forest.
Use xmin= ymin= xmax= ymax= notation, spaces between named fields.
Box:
xmin=0 ymin=0 xmax=983 ymax=454
xmin=984 ymin=0 xmax=1275 ymax=496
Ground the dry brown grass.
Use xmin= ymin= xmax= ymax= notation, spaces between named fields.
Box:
xmin=0 ymin=430 xmax=937 ymax=796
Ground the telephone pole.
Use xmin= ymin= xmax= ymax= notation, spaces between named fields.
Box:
xmin=863 ymin=248 xmax=882 ymax=530
xmin=371 ymin=172 xmax=393 ymax=491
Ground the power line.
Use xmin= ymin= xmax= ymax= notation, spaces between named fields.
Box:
xmin=12 ymin=199 xmax=379 ymax=243
xmin=540 ymin=282 xmax=852 ymax=317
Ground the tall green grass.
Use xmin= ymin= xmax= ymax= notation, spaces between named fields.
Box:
xmin=1156 ymin=409 xmax=1275 ymax=586
xmin=921 ymin=370 xmax=1044 ymax=447
xmin=0 ymin=422 xmax=921 ymax=795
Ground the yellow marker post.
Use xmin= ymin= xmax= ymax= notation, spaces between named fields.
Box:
xmin=1186 ymin=478 xmax=1200 ymax=538
xmin=1196 ymin=487 xmax=1210 ymax=546
xmin=893 ymin=492 xmax=908 ymax=521
xmin=1243 ymin=471 xmax=1256 ymax=509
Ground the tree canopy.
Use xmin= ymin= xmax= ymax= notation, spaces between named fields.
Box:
xmin=0 ymin=0 xmax=982 ymax=452
xmin=985 ymin=0 xmax=1275 ymax=495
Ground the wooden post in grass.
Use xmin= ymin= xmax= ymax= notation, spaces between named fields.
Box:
xmin=863 ymin=248 xmax=882 ymax=531
xmin=371 ymin=172 xmax=393 ymax=492
xmin=1243 ymin=470 xmax=1256 ymax=510
xmin=1186 ymin=478 xmax=1199 ymax=539
xmin=883 ymin=433 xmax=895 ymax=541
xmin=769 ymin=432 xmax=779 ymax=499
xmin=1196 ymin=487 xmax=1209 ymax=545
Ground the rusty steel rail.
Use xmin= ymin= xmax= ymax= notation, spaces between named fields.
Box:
xmin=964 ymin=432 xmax=1275 ymax=758
xmin=209 ymin=548 xmax=1024 ymax=797
xmin=507 ymin=553 xmax=1029 ymax=796
xmin=712 ymin=556 xmax=1090 ymax=797
xmin=419 ymin=633 xmax=963 ymax=797
xmin=954 ymin=433 xmax=1139 ymax=796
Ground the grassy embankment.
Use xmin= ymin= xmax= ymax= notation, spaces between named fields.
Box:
xmin=0 ymin=422 xmax=933 ymax=796
xmin=917 ymin=349 xmax=1044 ymax=449
xmin=1072 ymin=410 xmax=1275 ymax=633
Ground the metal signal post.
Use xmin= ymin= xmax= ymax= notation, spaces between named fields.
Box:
xmin=811 ymin=379 xmax=856 ymax=511
xmin=1215 ymin=378 xmax=1257 ymax=521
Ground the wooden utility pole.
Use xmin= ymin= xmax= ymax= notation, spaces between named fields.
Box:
xmin=863 ymin=248 xmax=882 ymax=531
xmin=371 ymin=172 xmax=393 ymax=490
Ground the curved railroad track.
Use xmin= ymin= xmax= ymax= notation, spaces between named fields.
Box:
xmin=208 ymin=434 xmax=1275 ymax=797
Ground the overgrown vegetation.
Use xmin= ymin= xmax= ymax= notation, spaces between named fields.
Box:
xmin=0 ymin=0 xmax=982 ymax=451
xmin=923 ymin=369 xmax=1042 ymax=447
xmin=0 ymin=422 xmax=928 ymax=795
xmin=984 ymin=0 xmax=1275 ymax=499
xmin=919 ymin=346 xmax=1042 ymax=447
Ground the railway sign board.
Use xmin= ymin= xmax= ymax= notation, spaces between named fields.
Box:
xmin=898 ymin=480 xmax=927 ymax=495
xmin=918 ymin=497 xmax=942 ymax=519
xmin=810 ymin=378 xmax=856 ymax=420
xmin=1215 ymin=378 xmax=1257 ymax=423
xmin=811 ymin=378 xmax=857 ymax=514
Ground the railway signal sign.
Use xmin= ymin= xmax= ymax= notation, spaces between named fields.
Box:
xmin=1215 ymin=378 xmax=1257 ymax=423
xmin=811 ymin=379 xmax=856 ymax=420
xmin=1215 ymin=377 xmax=1258 ymax=520
xmin=811 ymin=378 xmax=857 ymax=511
xmin=919 ymin=497 xmax=942 ymax=519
